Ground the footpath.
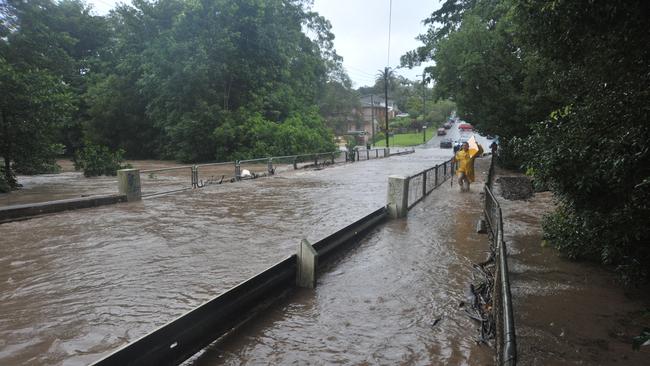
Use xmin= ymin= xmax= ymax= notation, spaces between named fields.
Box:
xmin=492 ymin=165 xmax=650 ymax=365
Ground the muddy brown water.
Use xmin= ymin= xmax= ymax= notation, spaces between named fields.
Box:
xmin=1 ymin=147 xmax=497 ymax=365
xmin=189 ymin=158 xmax=494 ymax=366
xmin=494 ymin=168 xmax=650 ymax=365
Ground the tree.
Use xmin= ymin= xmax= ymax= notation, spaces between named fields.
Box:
xmin=318 ymin=79 xmax=361 ymax=136
xmin=0 ymin=0 xmax=85 ymax=187
xmin=514 ymin=0 xmax=650 ymax=283
xmin=86 ymin=0 xmax=338 ymax=162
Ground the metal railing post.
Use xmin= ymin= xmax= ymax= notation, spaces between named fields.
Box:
xmin=434 ymin=165 xmax=439 ymax=187
xmin=267 ymin=158 xmax=274 ymax=175
xmin=422 ymin=172 xmax=427 ymax=197
xmin=235 ymin=161 xmax=241 ymax=180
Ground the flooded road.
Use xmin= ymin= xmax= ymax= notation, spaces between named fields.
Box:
xmin=0 ymin=143 xmax=490 ymax=365
xmin=191 ymin=158 xmax=493 ymax=365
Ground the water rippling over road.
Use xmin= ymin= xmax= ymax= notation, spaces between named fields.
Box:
xmin=1 ymin=147 xmax=472 ymax=365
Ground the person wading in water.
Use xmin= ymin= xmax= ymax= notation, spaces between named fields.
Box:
xmin=452 ymin=141 xmax=483 ymax=192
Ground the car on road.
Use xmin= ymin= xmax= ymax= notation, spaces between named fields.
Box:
xmin=440 ymin=138 xmax=453 ymax=148
xmin=437 ymin=128 xmax=447 ymax=136
xmin=443 ymin=122 xmax=452 ymax=129
xmin=458 ymin=123 xmax=473 ymax=132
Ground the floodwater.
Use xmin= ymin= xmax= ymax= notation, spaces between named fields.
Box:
xmin=191 ymin=158 xmax=494 ymax=365
xmin=1 ymin=124 xmax=496 ymax=365
xmin=494 ymin=167 xmax=650 ymax=365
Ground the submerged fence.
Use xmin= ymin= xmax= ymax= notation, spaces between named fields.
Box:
xmin=484 ymin=158 xmax=517 ymax=366
xmin=137 ymin=149 xmax=409 ymax=197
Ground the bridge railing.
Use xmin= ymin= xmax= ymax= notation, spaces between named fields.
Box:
xmin=484 ymin=158 xmax=517 ymax=366
xmin=353 ymin=147 xmax=388 ymax=161
xmin=406 ymin=159 xmax=454 ymax=209
xmin=140 ymin=165 xmax=197 ymax=198
xmin=136 ymin=151 xmax=350 ymax=197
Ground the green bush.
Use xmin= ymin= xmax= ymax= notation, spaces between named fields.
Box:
xmin=0 ymin=167 xmax=12 ymax=193
xmin=543 ymin=203 xmax=649 ymax=286
xmin=74 ymin=145 xmax=131 ymax=177
xmin=12 ymin=143 xmax=64 ymax=175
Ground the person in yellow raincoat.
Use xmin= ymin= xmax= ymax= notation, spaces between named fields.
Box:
xmin=452 ymin=142 xmax=483 ymax=192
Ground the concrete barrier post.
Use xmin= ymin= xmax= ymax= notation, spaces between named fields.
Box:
xmin=385 ymin=148 xmax=390 ymax=157
xmin=297 ymin=239 xmax=318 ymax=288
xmin=387 ymin=175 xmax=409 ymax=218
xmin=117 ymin=169 xmax=141 ymax=201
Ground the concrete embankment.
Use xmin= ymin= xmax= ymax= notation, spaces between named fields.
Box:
xmin=0 ymin=194 xmax=126 ymax=223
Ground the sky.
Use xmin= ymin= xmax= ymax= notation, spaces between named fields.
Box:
xmin=86 ymin=0 xmax=441 ymax=88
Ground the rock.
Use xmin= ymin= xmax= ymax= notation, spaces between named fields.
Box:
xmin=496 ymin=176 xmax=533 ymax=200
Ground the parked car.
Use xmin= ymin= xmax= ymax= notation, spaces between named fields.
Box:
xmin=437 ymin=128 xmax=447 ymax=136
xmin=440 ymin=138 xmax=453 ymax=148
xmin=443 ymin=122 xmax=452 ymax=129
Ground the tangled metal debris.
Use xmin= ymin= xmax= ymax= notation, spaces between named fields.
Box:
xmin=464 ymin=249 xmax=496 ymax=345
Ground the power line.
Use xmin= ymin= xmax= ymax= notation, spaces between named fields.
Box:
xmin=345 ymin=65 xmax=376 ymax=77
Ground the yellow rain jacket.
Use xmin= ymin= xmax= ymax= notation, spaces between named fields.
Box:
xmin=455 ymin=144 xmax=483 ymax=182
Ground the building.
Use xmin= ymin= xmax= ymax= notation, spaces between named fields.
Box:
xmin=347 ymin=95 xmax=397 ymax=145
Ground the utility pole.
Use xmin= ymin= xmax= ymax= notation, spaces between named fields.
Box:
xmin=370 ymin=94 xmax=375 ymax=147
xmin=422 ymin=73 xmax=426 ymax=129
xmin=384 ymin=67 xmax=389 ymax=148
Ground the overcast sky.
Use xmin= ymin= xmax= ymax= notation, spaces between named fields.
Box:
xmin=86 ymin=0 xmax=441 ymax=87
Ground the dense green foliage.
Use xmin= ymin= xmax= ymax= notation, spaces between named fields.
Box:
xmin=83 ymin=0 xmax=341 ymax=162
xmin=407 ymin=0 xmax=650 ymax=282
xmin=1 ymin=0 xmax=347 ymax=187
xmin=515 ymin=0 xmax=650 ymax=283
xmin=74 ymin=144 xmax=130 ymax=177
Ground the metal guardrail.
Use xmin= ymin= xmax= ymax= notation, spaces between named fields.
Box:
xmin=137 ymin=150 xmax=400 ymax=197
xmin=484 ymin=157 xmax=517 ymax=366
xmin=353 ymin=147 xmax=387 ymax=161
xmin=90 ymin=207 xmax=388 ymax=366
xmin=406 ymin=159 xmax=454 ymax=209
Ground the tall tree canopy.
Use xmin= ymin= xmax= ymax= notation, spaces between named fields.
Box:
xmin=86 ymin=0 xmax=338 ymax=162
xmin=1 ymin=0 xmax=106 ymax=187
xmin=405 ymin=0 xmax=650 ymax=282
xmin=2 ymin=0 xmax=347 ymax=187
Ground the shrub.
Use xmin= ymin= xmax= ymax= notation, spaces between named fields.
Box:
xmin=12 ymin=143 xmax=64 ymax=175
xmin=0 ymin=167 xmax=12 ymax=193
xmin=74 ymin=144 xmax=131 ymax=177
